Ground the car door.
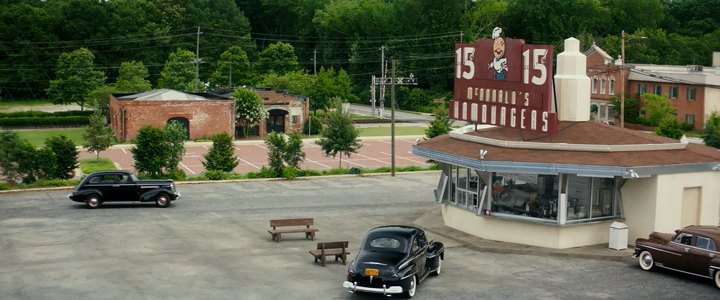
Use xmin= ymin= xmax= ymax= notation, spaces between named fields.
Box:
xmin=114 ymin=173 xmax=139 ymax=201
xmin=411 ymin=236 xmax=427 ymax=278
xmin=665 ymin=232 xmax=694 ymax=271
xmin=686 ymin=236 xmax=718 ymax=278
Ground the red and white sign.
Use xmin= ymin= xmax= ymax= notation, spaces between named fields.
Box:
xmin=451 ymin=29 xmax=558 ymax=134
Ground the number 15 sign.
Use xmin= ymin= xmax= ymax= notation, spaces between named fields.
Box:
xmin=452 ymin=27 xmax=558 ymax=134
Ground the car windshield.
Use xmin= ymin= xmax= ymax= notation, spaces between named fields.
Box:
xmin=364 ymin=236 xmax=407 ymax=253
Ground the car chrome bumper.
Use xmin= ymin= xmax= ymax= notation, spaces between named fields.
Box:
xmin=342 ymin=281 xmax=403 ymax=295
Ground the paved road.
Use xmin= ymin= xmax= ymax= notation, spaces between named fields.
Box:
xmin=1 ymin=173 xmax=716 ymax=299
xmin=348 ymin=104 xmax=435 ymax=123
xmin=78 ymin=137 xmax=430 ymax=175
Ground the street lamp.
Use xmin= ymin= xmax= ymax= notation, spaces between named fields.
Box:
xmin=619 ymin=30 xmax=646 ymax=128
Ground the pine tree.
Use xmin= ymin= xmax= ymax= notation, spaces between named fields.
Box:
xmin=425 ymin=105 xmax=453 ymax=138
xmin=83 ymin=109 xmax=116 ymax=161
xmin=203 ymin=132 xmax=239 ymax=172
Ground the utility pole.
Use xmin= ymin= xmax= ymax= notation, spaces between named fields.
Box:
xmin=391 ymin=59 xmax=396 ymax=176
xmin=379 ymin=46 xmax=387 ymax=118
xmin=229 ymin=62 xmax=232 ymax=88
xmin=195 ymin=26 xmax=201 ymax=92
xmin=313 ymin=49 xmax=317 ymax=75
xmin=620 ymin=30 xmax=625 ymax=128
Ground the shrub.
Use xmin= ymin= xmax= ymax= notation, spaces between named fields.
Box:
xmin=203 ymin=132 xmax=239 ymax=172
xmin=303 ymin=114 xmax=322 ymax=135
xmin=204 ymin=170 xmax=226 ymax=180
xmin=0 ymin=116 xmax=90 ymax=126
xmin=282 ymin=166 xmax=297 ymax=179
xmin=298 ymin=169 xmax=322 ymax=177
xmin=680 ymin=122 xmax=695 ymax=131
xmin=655 ymin=119 xmax=684 ymax=139
xmin=348 ymin=167 xmax=362 ymax=174
xmin=324 ymin=168 xmax=349 ymax=175
xmin=163 ymin=168 xmax=186 ymax=181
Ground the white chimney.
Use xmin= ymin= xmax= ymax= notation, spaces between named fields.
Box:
xmin=555 ymin=37 xmax=591 ymax=121
xmin=713 ymin=52 xmax=720 ymax=67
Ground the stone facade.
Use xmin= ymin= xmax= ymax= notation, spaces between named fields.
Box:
xmin=253 ymin=88 xmax=309 ymax=138
xmin=109 ymin=89 xmax=235 ymax=142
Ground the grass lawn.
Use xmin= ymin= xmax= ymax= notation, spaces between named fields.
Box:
xmin=80 ymin=158 xmax=117 ymax=174
xmin=0 ymin=99 xmax=53 ymax=111
xmin=357 ymin=126 xmax=426 ymax=137
xmin=14 ymin=128 xmax=85 ymax=147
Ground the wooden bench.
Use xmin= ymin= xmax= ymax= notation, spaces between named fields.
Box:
xmin=268 ymin=218 xmax=318 ymax=242
xmin=309 ymin=241 xmax=350 ymax=267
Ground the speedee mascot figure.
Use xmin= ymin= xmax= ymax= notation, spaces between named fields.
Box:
xmin=488 ymin=27 xmax=507 ymax=80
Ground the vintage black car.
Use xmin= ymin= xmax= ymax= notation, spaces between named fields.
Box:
xmin=343 ymin=225 xmax=444 ymax=298
xmin=634 ymin=225 xmax=720 ymax=288
xmin=68 ymin=170 xmax=180 ymax=209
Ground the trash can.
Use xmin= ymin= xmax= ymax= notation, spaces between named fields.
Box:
xmin=609 ymin=222 xmax=629 ymax=250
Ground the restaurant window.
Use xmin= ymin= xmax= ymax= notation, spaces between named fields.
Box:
xmin=669 ymin=86 xmax=678 ymax=99
xmin=687 ymin=87 xmax=697 ymax=101
xmin=600 ymin=78 xmax=606 ymax=94
xmin=638 ymin=84 xmax=647 ymax=97
xmin=566 ymin=175 xmax=618 ymax=222
xmin=592 ymin=78 xmax=598 ymax=94
xmin=451 ymin=167 xmax=486 ymax=210
xmin=490 ymin=172 xmax=558 ymax=222
xmin=653 ymin=85 xmax=662 ymax=96
xmin=609 ymin=78 xmax=615 ymax=95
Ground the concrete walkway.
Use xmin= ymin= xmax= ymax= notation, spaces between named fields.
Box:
xmin=412 ymin=208 xmax=636 ymax=262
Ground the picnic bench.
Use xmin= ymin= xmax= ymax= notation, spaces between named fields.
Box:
xmin=268 ymin=218 xmax=318 ymax=242
xmin=309 ymin=241 xmax=350 ymax=267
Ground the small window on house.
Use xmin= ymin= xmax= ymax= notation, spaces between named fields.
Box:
xmin=687 ymin=87 xmax=697 ymax=101
xmin=638 ymin=84 xmax=647 ymax=97
xmin=592 ymin=78 xmax=598 ymax=94
xmin=653 ymin=85 xmax=662 ymax=95
xmin=669 ymin=86 xmax=678 ymax=99
xmin=600 ymin=78 xmax=606 ymax=94
xmin=609 ymin=78 xmax=615 ymax=95
xmin=685 ymin=114 xmax=695 ymax=126
xmin=291 ymin=115 xmax=299 ymax=124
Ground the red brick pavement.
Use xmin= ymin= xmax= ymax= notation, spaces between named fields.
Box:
xmin=78 ymin=137 xmax=430 ymax=175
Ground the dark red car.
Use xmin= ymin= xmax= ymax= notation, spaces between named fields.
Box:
xmin=633 ymin=225 xmax=720 ymax=288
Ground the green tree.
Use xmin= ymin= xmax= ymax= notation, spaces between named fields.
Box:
xmin=426 ymin=105 xmax=453 ymax=139
xmin=642 ymin=94 xmax=676 ymax=126
xmin=164 ymin=120 xmax=187 ymax=173
xmin=264 ymin=132 xmax=286 ymax=177
xmin=315 ymin=99 xmax=361 ymax=168
xmin=461 ymin=0 xmax=508 ymax=42
xmin=259 ymin=70 xmax=315 ymax=96
xmin=233 ymin=88 xmax=267 ymax=137
xmin=701 ymin=112 xmax=720 ymax=149
xmin=83 ymin=108 xmax=116 ymax=161
xmin=258 ymin=42 xmax=300 ymax=75
xmin=309 ymin=67 xmax=357 ymax=112
xmin=400 ymin=88 xmax=433 ymax=112
xmin=0 ymin=131 xmax=38 ymax=184
xmin=43 ymin=135 xmax=79 ymax=180
xmin=158 ymin=48 xmax=201 ymax=92
xmin=202 ymin=131 xmax=238 ymax=172
xmin=132 ymin=125 xmax=166 ymax=178
xmin=46 ymin=48 xmax=106 ymax=111
xmin=85 ymin=85 xmax=116 ymax=117
xmin=209 ymin=46 xmax=253 ymax=89
xmin=115 ymin=61 xmax=152 ymax=93
xmin=655 ymin=119 xmax=684 ymax=139
xmin=610 ymin=96 xmax=642 ymax=124
xmin=264 ymin=132 xmax=306 ymax=177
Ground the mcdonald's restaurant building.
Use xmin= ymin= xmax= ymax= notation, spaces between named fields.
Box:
xmin=413 ymin=36 xmax=720 ymax=249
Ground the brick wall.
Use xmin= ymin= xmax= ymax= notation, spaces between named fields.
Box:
xmin=253 ymin=90 xmax=308 ymax=137
xmin=110 ymin=95 xmax=235 ymax=141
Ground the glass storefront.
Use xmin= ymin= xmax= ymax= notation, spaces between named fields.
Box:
xmin=442 ymin=166 xmax=620 ymax=224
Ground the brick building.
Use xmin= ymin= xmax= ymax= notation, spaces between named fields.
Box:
xmin=585 ymin=45 xmax=720 ymax=129
xmin=109 ymin=89 xmax=235 ymax=142
xmin=227 ymin=88 xmax=309 ymax=138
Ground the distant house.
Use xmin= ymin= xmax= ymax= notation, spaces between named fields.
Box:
xmin=585 ymin=45 xmax=720 ymax=129
xmin=109 ymin=89 xmax=235 ymax=142
xmin=225 ymin=88 xmax=309 ymax=138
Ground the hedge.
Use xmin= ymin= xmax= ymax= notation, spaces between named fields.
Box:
xmin=0 ymin=110 xmax=93 ymax=118
xmin=0 ymin=116 xmax=90 ymax=126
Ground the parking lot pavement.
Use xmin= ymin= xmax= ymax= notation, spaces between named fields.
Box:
xmin=1 ymin=173 xmax=716 ymax=299
xmin=77 ymin=137 xmax=429 ymax=175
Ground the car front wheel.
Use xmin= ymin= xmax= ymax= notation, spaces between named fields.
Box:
xmin=403 ymin=275 xmax=416 ymax=298
xmin=638 ymin=250 xmax=654 ymax=271
xmin=714 ymin=270 xmax=720 ymax=289
xmin=155 ymin=193 xmax=171 ymax=208
xmin=85 ymin=194 xmax=102 ymax=209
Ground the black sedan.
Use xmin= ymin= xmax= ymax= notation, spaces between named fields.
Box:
xmin=343 ymin=225 xmax=444 ymax=298
xmin=68 ymin=170 xmax=180 ymax=208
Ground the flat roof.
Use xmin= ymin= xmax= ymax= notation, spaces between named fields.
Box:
xmin=413 ymin=121 xmax=720 ymax=178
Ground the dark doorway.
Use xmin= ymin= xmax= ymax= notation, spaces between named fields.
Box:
xmin=167 ymin=117 xmax=190 ymax=140
xmin=266 ymin=109 xmax=287 ymax=133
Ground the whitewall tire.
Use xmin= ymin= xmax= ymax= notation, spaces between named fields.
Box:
xmin=638 ymin=250 xmax=654 ymax=271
